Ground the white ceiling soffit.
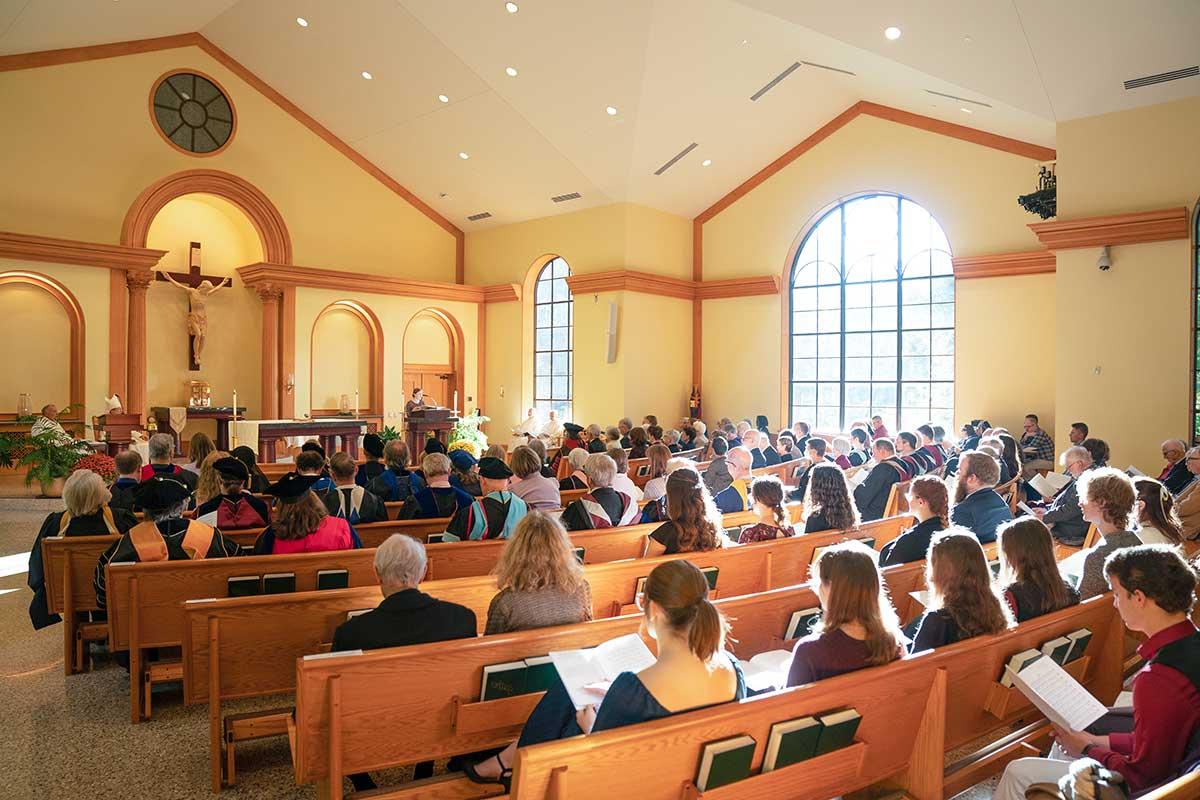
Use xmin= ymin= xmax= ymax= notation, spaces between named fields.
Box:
xmin=0 ymin=0 xmax=1196 ymax=226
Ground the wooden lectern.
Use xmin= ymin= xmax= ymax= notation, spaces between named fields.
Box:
xmin=95 ymin=414 xmax=142 ymax=454
xmin=405 ymin=408 xmax=458 ymax=456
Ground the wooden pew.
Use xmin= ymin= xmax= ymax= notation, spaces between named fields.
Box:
xmin=287 ymin=561 xmax=930 ymax=799
xmin=882 ymin=478 xmax=912 ymax=520
xmin=40 ymin=535 xmax=116 ymax=675
xmin=1141 ymin=771 xmax=1200 ymax=800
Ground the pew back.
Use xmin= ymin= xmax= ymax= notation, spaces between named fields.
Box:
xmin=41 ymin=535 xmax=114 ymax=615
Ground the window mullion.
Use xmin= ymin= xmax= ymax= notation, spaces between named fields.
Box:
xmin=895 ymin=199 xmax=904 ymax=429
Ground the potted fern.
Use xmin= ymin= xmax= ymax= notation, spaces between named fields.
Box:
xmin=21 ymin=432 xmax=84 ymax=497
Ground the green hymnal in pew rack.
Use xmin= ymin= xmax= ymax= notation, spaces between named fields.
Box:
xmin=1065 ymin=629 xmax=1092 ymax=662
xmin=763 ymin=716 xmax=821 ymax=772
xmin=813 ymin=709 xmax=862 ymax=756
xmin=573 ymin=547 xmax=585 ymax=564
xmin=227 ymin=576 xmax=261 ymax=597
xmin=316 ymin=569 xmax=349 ymax=590
xmin=1041 ymin=636 xmax=1073 ymax=665
xmin=263 ymin=573 xmax=295 ymax=594
xmin=426 ymin=533 xmax=446 ymax=543
xmin=785 ymin=607 xmax=821 ymax=641
xmin=523 ymin=656 xmax=556 ymax=693
xmin=1000 ymin=648 xmax=1044 ymax=687
xmin=695 ymin=734 xmax=756 ymax=791
xmin=480 ymin=661 xmax=527 ymax=701
xmin=701 ymin=566 xmax=719 ymax=590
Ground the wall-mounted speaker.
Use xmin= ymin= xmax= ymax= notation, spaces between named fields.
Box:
xmin=605 ymin=301 xmax=618 ymax=363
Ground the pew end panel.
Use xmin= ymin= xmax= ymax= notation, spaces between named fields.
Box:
xmin=41 ymin=535 xmax=117 ymax=675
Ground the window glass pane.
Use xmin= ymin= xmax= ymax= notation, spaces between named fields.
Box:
xmin=845 ymin=283 xmax=870 ymax=309
xmin=904 ymin=303 xmax=930 ymax=329
xmin=904 ymin=278 xmax=930 ymax=304
xmin=902 ymin=356 xmax=931 ymax=380
xmin=931 ymin=303 xmax=954 ymax=328
xmin=931 ymin=330 xmax=954 ymax=356
xmin=536 ymin=280 xmax=552 ymax=303
xmin=902 ymin=383 xmax=930 ymax=407
xmin=846 ymin=357 xmax=871 ymax=380
xmin=872 ymin=332 xmax=896 ymax=356
xmin=872 ymin=281 xmax=897 ymax=307
xmin=873 ymin=356 xmax=897 ymax=380
xmin=846 ymin=312 xmax=870 ymax=333
xmin=552 ymin=352 xmax=568 ymax=375
xmin=817 ymin=309 xmax=840 ymax=333
xmin=535 ymin=377 xmax=551 ymax=399
xmin=873 ymin=305 xmax=897 ymax=331
xmin=552 ymin=376 xmax=568 ymax=399
xmin=845 ymin=333 xmax=870 ymax=357
xmin=552 ymin=302 xmax=568 ymax=326
xmin=793 ymin=287 xmax=816 ymax=310
xmin=817 ymin=285 xmax=840 ymax=310
xmin=931 ymin=276 xmax=954 ymax=303
xmin=817 ymin=407 xmax=840 ymax=431
xmin=817 ymin=261 xmax=840 ymax=285
xmin=931 ymin=383 xmax=954 ymax=409
xmin=795 ymin=359 xmax=816 ymax=380
xmin=553 ymin=278 xmax=568 ymax=301
xmin=931 ymin=355 xmax=954 ymax=380
xmin=817 ymin=333 xmax=841 ymax=358
xmin=818 ymin=357 xmax=840 ymax=381
xmin=535 ymin=352 xmax=551 ymax=376
xmin=792 ymin=335 xmax=817 ymax=358
xmin=552 ymin=327 xmax=569 ymax=350
xmin=536 ymin=328 xmax=551 ymax=350
xmin=902 ymin=331 xmax=930 ymax=356
xmin=536 ymin=305 xmax=551 ymax=327
xmin=930 ymin=250 xmax=954 ymax=276
xmin=793 ymin=311 xmax=817 ymax=334
xmin=845 ymin=382 xmax=870 ymax=406
xmin=871 ymin=383 xmax=897 ymax=408
xmin=792 ymin=383 xmax=817 ymax=406
xmin=793 ymin=261 xmax=818 ymax=288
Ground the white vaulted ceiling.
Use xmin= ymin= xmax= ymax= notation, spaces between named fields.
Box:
xmin=2 ymin=0 xmax=1198 ymax=228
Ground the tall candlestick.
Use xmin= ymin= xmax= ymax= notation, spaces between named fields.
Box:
xmin=231 ymin=389 xmax=238 ymax=447
xmin=453 ymin=390 xmax=459 ymax=412
xmin=354 ymin=389 xmax=359 ymax=418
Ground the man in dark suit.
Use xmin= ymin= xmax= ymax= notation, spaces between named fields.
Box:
xmin=853 ymin=438 xmax=912 ymax=521
xmin=1033 ymin=445 xmax=1094 ymax=546
xmin=1160 ymin=439 xmax=1194 ymax=496
xmin=950 ymin=452 xmax=1013 ymax=544
xmin=896 ymin=431 xmax=933 ymax=476
xmin=333 ymin=534 xmax=476 ymax=788
xmin=323 ymin=451 xmax=388 ymax=524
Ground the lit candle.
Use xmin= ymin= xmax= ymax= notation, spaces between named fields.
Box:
xmin=232 ymin=390 xmax=237 ymax=420
xmin=354 ymin=389 xmax=359 ymax=418
xmin=453 ymin=390 xmax=458 ymax=411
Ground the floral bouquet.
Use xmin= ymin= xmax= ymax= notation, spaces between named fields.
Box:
xmin=448 ymin=410 xmax=490 ymax=456
xmin=72 ymin=452 xmax=117 ymax=484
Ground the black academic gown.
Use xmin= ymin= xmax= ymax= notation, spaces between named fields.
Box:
xmin=333 ymin=588 xmax=476 ymax=651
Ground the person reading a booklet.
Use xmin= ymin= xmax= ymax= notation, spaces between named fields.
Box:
xmin=464 ymin=560 xmax=746 ymax=790
xmin=907 ymin=530 xmax=1014 ymax=652
xmin=786 ymin=541 xmax=904 ymax=687
xmin=1029 ymin=445 xmax=1094 ymax=546
xmin=995 ymin=545 xmax=1200 ymax=799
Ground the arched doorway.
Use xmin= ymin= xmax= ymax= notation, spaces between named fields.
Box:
xmin=403 ymin=309 xmax=464 ymax=411
xmin=0 ymin=271 xmax=85 ymax=413
xmin=310 ymin=300 xmax=383 ymax=415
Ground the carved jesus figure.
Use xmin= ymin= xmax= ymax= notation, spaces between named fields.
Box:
xmin=156 ymin=268 xmax=230 ymax=367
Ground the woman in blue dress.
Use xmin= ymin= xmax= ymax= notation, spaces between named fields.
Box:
xmin=464 ymin=559 xmax=746 ymax=789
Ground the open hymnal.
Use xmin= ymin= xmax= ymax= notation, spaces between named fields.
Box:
xmin=548 ymin=633 xmax=656 ymax=710
xmin=1016 ymin=500 xmax=1038 ymax=517
xmin=1007 ymin=654 xmax=1108 ymax=731
xmin=1028 ymin=472 xmax=1071 ymax=499
xmin=1125 ymin=465 xmax=1145 ymax=478
xmin=739 ymin=649 xmax=792 ymax=693
xmin=1059 ymin=549 xmax=1090 ymax=586
xmin=195 ymin=509 xmax=219 ymax=526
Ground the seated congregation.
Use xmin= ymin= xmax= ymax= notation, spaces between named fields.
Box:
xmin=26 ymin=411 xmax=1200 ymax=799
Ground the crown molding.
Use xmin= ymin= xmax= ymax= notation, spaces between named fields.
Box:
xmin=565 ymin=269 xmax=781 ymax=300
xmin=235 ymin=262 xmax=519 ymax=304
xmin=952 ymin=250 xmax=1056 ymax=279
xmin=0 ymin=230 xmax=167 ymax=271
xmin=482 ymin=283 xmax=521 ymax=303
xmin=1028 ymin=207 xmax=1190 ymax=251
xmin=696 ymin=275 xmax=782 ymax=299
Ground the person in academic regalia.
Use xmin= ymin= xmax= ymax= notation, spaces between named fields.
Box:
xmin=561 ymin=453 xmax=641 ymax=531
xmin=584 ymin=424 xmax=606 ymax=454
xmin=368 ymin=439 xmax=418 ymax=502
xmin=324 ymin=452 xmax=388 ymax=524
xmin=94 ymin=476 xmax=240 ymax=609
xmin=449 ymin=449 xmax=483 ymax=496
xmin=541 ymin=410 xmax=564 ymax=447
xmin=28 ymin=470 xmax=137 ymax=629
xmin=443 ymin=457 xmax=529 ymax=541
xmin=558 ymin=447 xmax=590 ymax=490
xmin=139 ymin=433 xmax=198 ymax=491
xmin=742 ymin=429 xmax=767 ymax=469
xmin=847 ymin=428 xmax=871 ymax=467
xmin=231 ymin=445 xmax=271 ymax=495
xmin=194 ymin=457 xmax=272 ymax=529
xmin=297 ymin=443 xmax=334 ymax=491
xmin=853 ymin=438 xmax=913 ymax=522
xmin=253 ymin=473 xmax=360 ymax=555
xmin=560 ymin=422 xmax=585 ymax=454
xmin=399 ymin=453 xmax=474 ymax=519
xmin=108 ymin=449 xmax=143 ymax=512
xmin=355 ymin=433 xmax=387 ymax=488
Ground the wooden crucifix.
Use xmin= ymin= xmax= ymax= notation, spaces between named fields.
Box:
xmin=154 ymin=242 xmax=231 ymax=370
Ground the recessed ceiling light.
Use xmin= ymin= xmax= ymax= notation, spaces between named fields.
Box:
xmin=505 ymin=2 xmax=519 ymax=12
xmin=884 ymin=26 xmax=902 ymax=40
xmin=741 ymin=39 xmax=749 ymax=45
xmin=438 ymin=94 xmax=449 ymax=103
xmin=361 ymin=71 xmax=373 ymax=80
xmin=458 ymin=152 xmax=470 ymax=160
xmin=505 ymin=66 xmax=518 ymax=77
xmin=605 ymin=106 xmax=617 ymax=116
xmin=963 ymin=35 xmax=973 ymax=44
xmin=296 ymin=17 xmax=308 ymax=27
xmin=701 ymin=159 xmax=712 ymax=167
xmin=960 ymin=107 xmax=973 ymax=114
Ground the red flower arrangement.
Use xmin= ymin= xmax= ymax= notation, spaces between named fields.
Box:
xmin=72 ymin=453 xmax=117 ymax=484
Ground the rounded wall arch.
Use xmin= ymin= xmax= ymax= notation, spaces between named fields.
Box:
xmin=121 ymin=168 xmax=293 ymax=264
xmin=403 ymin=308 xmax=465 ymax=411
xmin=0 ymin=270 xmax=86 ymax=412
xmin=310 ymin=300 xmax=384 ymax=415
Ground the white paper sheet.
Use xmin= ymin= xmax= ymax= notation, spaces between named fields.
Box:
xmin=1009 ymin=655 xmax=1107 ymax=731
xmin=549 ymin=634 xmax=656 ymax=710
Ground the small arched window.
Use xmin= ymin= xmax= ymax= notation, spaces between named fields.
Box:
xmin=533 ymin=257 xmax=573 ymax=420
xmin=788 ymin=194 xmax=954 ymax=433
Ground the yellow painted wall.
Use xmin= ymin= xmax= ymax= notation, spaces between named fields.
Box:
xmin=621 ymin=292 xmax=693 ymax=424
xmin=484 ymin=300 xmax=523 ymax=431
xmin=296 ymin=288 xmax=479 ymax=429
xmin=311 ymin=308 xmax=371 ymax=412
xmin=701 ymin=113 xmax=1053 ymax=430
xmin=145 ymin=194 xmax=263 ymax=446
xmin=403 ymin=315 xmax=452 ymax=364
xmin=0 ymin=259 xmax=111 ymax=426
xmin=1052 ymin=97 xmax=1200 ymax=471
xmin=0 ymin=284 xmax=71 ymax=411
xmin=622 ymin=204 xmax=693 ymax=280
xmin=571 ymin=290 xmax=626 ymax=425
xmin=0 ymin=46 xmax=456 ymax=279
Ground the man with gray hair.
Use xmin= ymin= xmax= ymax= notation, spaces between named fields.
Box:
xmin=1175 ymin=446 xmax=1200 ymax=539
xmin=617 ymin=417 xmax=633 ymax=448
xmin=331 ymin=533 xmax=476 ymax=791
xmin=561 ymin=452 xmax=641 ymax=530
xmin=143 ymin=432 xmax=198 ymax=491
xmin=1159 ymin=438 xmax=1193 ymax=495
xmin=1032 ymin=445 xmax=1094 ymax=546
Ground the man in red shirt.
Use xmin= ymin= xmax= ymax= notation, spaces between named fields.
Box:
xmin=995 ymin=545 xmax=1200 ymax=799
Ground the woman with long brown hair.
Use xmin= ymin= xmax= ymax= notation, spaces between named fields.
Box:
xmin=1133 ymin=476 xmax=1184 ymax=545
xmin=738 ymin=475 xmax=795 ymax=543
xmin=627 ymin=425 xmax=649 ymax=459
xmin=641 ymin=444 xmax=672 ymax=502
xmin=802 ymin=462 xmax=860 ymax=533
xmin=485 ymin=512 xmax=592 ymax=634
xmin=787 ymin=541 xmax=904 ymax=686
xmin=184 ymin=431 xmax=216 ymax=476
xmin=253 ymin=473 xmax=358 ymax=554
xmin=466 ymin=559 xmax=743 ymax=789
xmin=995 ymin=518 xmax=1079 ymax=622
xmin=194 ymin=450 xmax=230 ymax=506
xmin=879 ymin=475 xmax=947 ymax=566
xmin=644 ymin=467 xmax=724 ymax=556
xmin=908 ymin=529 xmax=1013 ymax=652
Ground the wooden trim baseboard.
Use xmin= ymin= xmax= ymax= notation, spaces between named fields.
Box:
xmin=1028 ymin=207 xmax=1190 ymax=250
xmin=0 ymin=230 xmax=167 ymax=271
xmin=952 ymin=250 xmax=1056 ymax=279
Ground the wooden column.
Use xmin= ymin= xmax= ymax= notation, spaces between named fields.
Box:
xmin=257 ymin=284 xmax=282 ymax=420
xmin=125 ymin=269 xmax=153 ymax=418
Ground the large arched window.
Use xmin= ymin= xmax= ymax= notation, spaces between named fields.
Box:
xmin=789 ymin=194 xmax=954 ymax=433
xmin=534 ymin=256 xmax=573 ymax=419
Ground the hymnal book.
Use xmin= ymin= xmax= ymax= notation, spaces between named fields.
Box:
xmin=263 ymin=573 xmax=296 ymax=594
xmin=785 ymin=607 xmax=821 ymax=641
xmin=763 ymin=716 xmax=822 ymax=772
xmin=480 ymin=661 xmax=527 ymax=701
xmin=988 ymin=559 xmax=1002 ymax=578
xmin=855 ymin=537 xmax=876 ymax=550
xmin=426 ymin=533 xmax=446 ymax=544
xmin=701 ymin=566 xmax=719 ymax=590
xmin=345 ymin=608 xmax=372 ymax=620
xmin=1017 ymin=501 xmax=1038 ymax=517
xmin=1059 ymin=549 xmax=1089 ymax=587
xmin=548 ymin=633 xmax=656 ymax=710
xmin=227 ymin=576 xmax=261 ymax=597
xmin=195 ymin=510 xmax=219 ymax=526
xmin=523 ymin=655 xmax=557 ymax=693
xmin=1028 ymin=472 xmax=1071 ymax=499
xmin=1065 ymin=629 xmax=1092 ymax=663
xmin=1000 ymin=648 xmax=1045 ymax=687
xmin=739 ymin=649 xmax=792 ymax=692
xmin=1007 ymin=654 xmax=1108 ymax=731
xmin=848 ymin=467 xmax=871 ymax=488
xmin=909 ymin=589 xmax=935 ymax=609
xmin=316 ymin=569 xmax=349 ymax=590
xmin=695 ymin=734 xmax=756 ymax=791
xmin=813 ymin=709 xmax=862 ymax=756
xmin=573 ymin=547 xmax=585 ymax=564
xmin=1041 ymin=636 xmax=1073 ymax=665
xmin=1125 ymin=465 xmax=1145 ymax=478
xmin=810 ymin=545 xmax=834 ymax=565
xmin=303 ymin=649 xmax=363 ymax=660
xmin=634 ymin=576 xmax=648 ymax=599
